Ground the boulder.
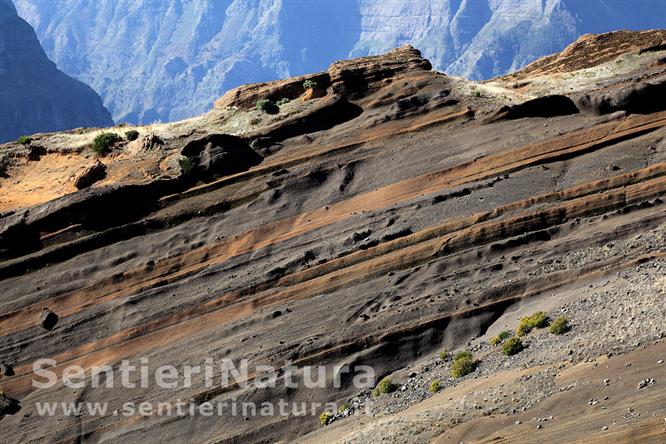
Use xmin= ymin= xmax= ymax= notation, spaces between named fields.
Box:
xmin=74 ymin=160 xmax=106 ymax=190
xmin=39 ymin=308 xmax=59 ymax=330
xmin=126 ymin=134 xmax=164 ymax=156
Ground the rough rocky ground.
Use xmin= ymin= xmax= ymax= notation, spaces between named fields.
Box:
xmin=1 ymin=32 xmax=666 ymax=443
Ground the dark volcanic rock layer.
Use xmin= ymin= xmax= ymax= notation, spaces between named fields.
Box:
xmin=1 ymin=31 xmax=666 ymax=443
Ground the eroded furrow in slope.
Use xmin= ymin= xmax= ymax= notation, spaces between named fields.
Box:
xmin=2 ymin=167 xmax=665 ymax=399
xmin=2 ymin=111 xmax=664 ymax=341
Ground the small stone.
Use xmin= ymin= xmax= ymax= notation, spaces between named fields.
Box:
xmin=637 ymin=379 xmax=656 ymax=389
xmin=39 ymin=308 xmax=59 ymax=330
xmin=0 ymin=363 xmax=14 ymax=377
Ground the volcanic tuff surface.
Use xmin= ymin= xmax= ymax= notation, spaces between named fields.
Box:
xmin=14 ymin=0 xmax=666 ymax=124
xmin=2 ymin=31 xmax=666 ymax=443
xmin=0 ymin=0 xmax=113 ymax=143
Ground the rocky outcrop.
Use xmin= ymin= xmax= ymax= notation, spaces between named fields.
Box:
xmin=181 ymin=134 xmax=263 ymax=178
xmin=504 ymin=30 xmax=666 ymax=81
xmin=575 ymin=76 xmax=666 ymax=115
xmin=215 ymin=45 xmax=431 ymax=110
xmin=0 ymin=0 xmax=113 ymax=143
xmin=214 ymin=72 xmax=330 ymax=112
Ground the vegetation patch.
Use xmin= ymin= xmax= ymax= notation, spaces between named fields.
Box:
xmin=438 ymin=350 xmax=449 ymax=360
xmin=92 ymin=132 xmax=122 ymax=155
xmin=517 ymin=311 xmax=550 ymax=336
xmin=549 ymin=316 xmax=570 ymax=335
xmin=256 ymin=99 xmax=279 ymax=114
xmin=450 ymin=351 xmax=477 ymax=378
xmin=125 ymin=130 xmax=140 ymax=141
xmin=429 ymin=380 xmax=442 ymax=393
xmin=179 ymin=156 xmax=196 ymax=175
xmin=276 ymin=98 xmax=290 ymax=106
xmin=303 ymin=79 xmax=318 ymax=90
xmin=502 ymin=337 xmax=525 ymax=356
xmin=18 ymin=136 xmax=32 ymax=145
xmin=319 ymin=412 xmax=332 ymax=426
xmin=454 ymin=350 xmax=473 ymax=361
xmin=490 ymin=330 xmax=512 ymax=346
xmin=371 ymin=376 xmax=395 ymax=397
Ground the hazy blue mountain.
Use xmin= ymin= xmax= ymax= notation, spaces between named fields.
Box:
xmin=0 ymin=0 xmax=112 ymax=143
xmin=14 ymin=0 xmax=666 ymax=124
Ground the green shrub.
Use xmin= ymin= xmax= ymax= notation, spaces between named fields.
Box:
xmin=454 ymin=350 xmax=473 ymax=361
xmin=450 ymin=355 xmax=477 ymax=378
xmin=125 ymin=130 xmax=140 ymax=141
xmin=256 ymin=99 xmax=279 ymax=114
xmin=18 ymin=136 xmax=32 ymax=145
xmin=450 ymin=351 xmax=477 ymax=379
xmin=179 ymin=156 xmax=196 ymax=175
xmin=438 ymin=350 xmax=449 ymax=361
xmin=549 ymin=316 xmax=570 ymax=335
xmin=530 ymin=311 xmax=549 ymax=328
xmin=338 ymin=403 xmax=350 ymax=414
xmin=490 ymin=330 xmax=511 ymax=346
xmin=371 ymin=376 xmax=395 ymax=397
xmin=303 ymin=79 xmax=318 ymax=90
xmin=502 ymin=337 xmax=525 ymax=356
xmin=276 ymin=98 xmax=290 ymax=106
xmin=429 ymin=380 xmax=442 ymax=393
xmin=92 ymin=132 xmax=122 ymax=155
xmin=319 ymin=412 xmax=332 ymax=426
xmin=517 ymin=311 xmax=550 ymax=337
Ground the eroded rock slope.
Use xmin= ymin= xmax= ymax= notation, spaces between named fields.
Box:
xmin=1 ymin=32 xmax=666 ymax=443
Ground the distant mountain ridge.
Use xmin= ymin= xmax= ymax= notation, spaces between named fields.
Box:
xmin=0 ymin=0 xmax=112 ymax=143
xmin=14 ymin=0 xmax=666 ymax=124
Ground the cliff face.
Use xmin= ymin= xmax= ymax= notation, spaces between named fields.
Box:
xmin=14 ymin=0 xmax=665 ymax=124
xmin=0 ymin=0 xmax=112 ymax=143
